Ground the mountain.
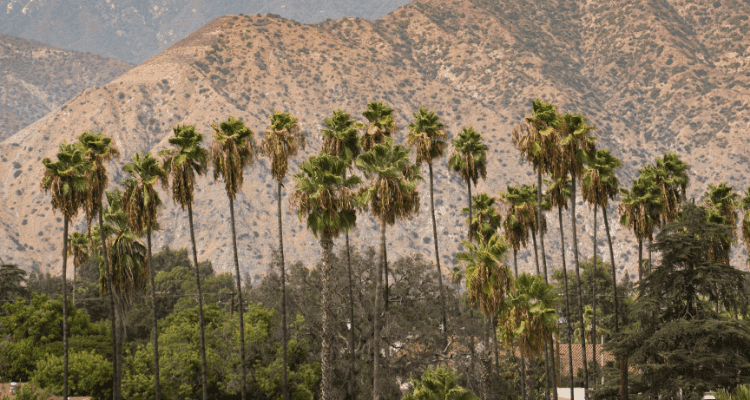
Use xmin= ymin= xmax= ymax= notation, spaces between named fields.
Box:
xmin=0 ymin=0 xmax=412 ymax=64
xmin=2 ymin=0 xmax=750 ymax=280
xmin=0 ymin=33 xmax=132 ymax=141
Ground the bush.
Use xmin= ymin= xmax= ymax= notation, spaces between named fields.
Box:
xmin=31 ymin=350 xmax=112 ymax=400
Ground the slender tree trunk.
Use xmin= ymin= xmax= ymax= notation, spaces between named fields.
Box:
xmin=638 ymin=239 xmax=643 ymax=286
xmin=538 ymin=169 xmax=556 ymax=400
xmin=531 ymin=231 xmax=540 ymax=276
xmin=429 ymin=163 xmax=448 ymax=348
xmin=384 ymin=234 xmax=389 ymax=312
xmin=571 ymin=172 xmax=589 ymax=399
xmin=147 ymin=227 xmax=161 ymax=400
xmin=345 ymin=231 xmax=356 ymax=398
xmin=513 ymin=249 xmax=518 ymax=277
xmin=228 ymin=197 xmax=246 ymax=400
xmin=99 ymin=207 xmax=119 ymax=400
xmin=320 ymin=234 xmax=334 ymax=400
xmin=467 ymin=180 xmax=473 ymax=241
xmin=277 ymin=182 xmax=289 ymax=400
xmin=62 ymin=216 xmax=70 ymax=400
xmin=620 ymin=358 xmax=629 ymax=400
xmin=72 ymin=265 xmax=76 ymax=306
xmin=373 ymin=222 xmax=386 ymax=400
xmin=492 ymin=318 xmax=499 ymax=367
xmin=558 ymin=205 xmax=575 ymax=398
xmin=647 ymin=239 xmax=652 ymax=273
xmin=521 ymin=357 xmax=526 ymax=400
xmin=187 ymin=202 xmax=208 ymax=400
xmin=115 ymin=307 xmax=124 ymax=400
xmin=591 ymin=206 xmax=598 ymax=386
xmin=602 ymin=206 xmax=619 ymax=334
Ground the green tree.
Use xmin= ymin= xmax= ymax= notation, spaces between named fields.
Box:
xmin=741 ymin=186 xmax=750 ymax=258
xmin=703 ymin=182 xmax=739 ymax=242
xmin=557 ymin=112 xmax=596 ymax=398
xmin=356 ymin=139 xmax=421 ymax=400
xmin=122 ymin=151 xmax=166 ymax=400
xmin=209 ymin=116 xmax=256 ymax=400
xmin=40 ymin=142 xmax=92 ymax=400
xmin=361 ymin=101 xmax=397 ymax=152
xmin=402 ymin=365 xmax=478 ymax=400
xmin=463 ymin=193 xmax=502 ymax=244
xmin=612 ymin=204 xmax=750 ymax=397
xmin=0 ymin=263 xmax=28 ymax=305
xmin=619 ymin=174 xmax=663 ymax=283
xmin=498 ymin=185 xmax=534 ymax=277
xmin=32 ymin=350 xmax=112 ymax=400
xmin=261 ymin=110 xmax=305 ymax=400
xmin=448 ymin=126 xmax=488 ymax=241
xmin=291 ymin=153 xmax=362 ymax=400
xmin=408 ymin=106 xmax=450 ymax=348
xmin=67 ymin=232 xmax=88 ymax=306
xmin=159 ymin=124 xmax=210 ymax=400
xmin=321 ymin=109 xmax=363 ymax=397
xmin=77 ymin=131 xmax=120 ymax=400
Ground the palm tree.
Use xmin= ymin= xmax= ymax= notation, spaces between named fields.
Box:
xmin=402 ymin=365 xmax=478 ymax=400
xmin=356 ymin=139 xmax=421 ymax=400
xmin=77 ymin=131 xmax=121 ymax=400
xmin=96 ymin=189 xmax=149 ymax=400
xmin=362 ymin=101 xmax=398 ymax=308
xmin=321 ymin=109 xmax=363 ymax=397
xmin=703 ymin=183 xmax=739 ymax=240
xmin=159 ymin=124 xmax=209 ymax=400
xmin=292 ymin=153 xmax=363 ymax=400
xmin=68 ymin=231 xmax=89 ymax=306
xmin=260 ymin=111 xmax=305 ymax=400
xmin=646 ymin=152 xmax=690 ymax=225
xmin=449 ymin=126 xmax=488 ymax=241
xmin=545 ymin=177 xmax=575 ymax=392
xmin=407 ymin=106 xmax=450 ymax=347
xmin=458 ymin=233 xmax=513 ymax=400
xmin=499 ymin=273 xmax=559 ymax=400
xmin=40 ymin=142 xmax=92 ymax=400
xmin=122 ymin=151 xmax=166 ymax=400
xmin=362 ymin=101 xmax=398 ymax=152
xmin=498 ymin=186 xmax=534 ymax=277
xmin=463 ymin=193 xmax=502 ymax=244
xmin=208 ymin=116 xmax=255 ymax=400
xmin=619 ymin=174 xmax=663 ymax=283
xmin=581 ymin=149 xmax=622 ymax=385
xmin=557 ymin=112 xmax=596 ymax=398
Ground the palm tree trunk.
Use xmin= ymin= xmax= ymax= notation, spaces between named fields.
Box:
xmin=429 ymin=163 xmax=448 ymax=348
xmin=537 ymin=169 xmax=557 ymax=400
xmin=62 ymin=216 xmax=70 ymax=400
xmin=570 ymin=172 xmax=589 ymax=399
xmin=605 ymin=205 xmax=626 ymax=400
xmin=147 ymin=227 xmax=161 ymax=400
xmin=521 ymin=356 xmax=526 ymax=400
xmin=373 ymin=222 xmax=386 ymax=400
xmin=277 ymin=182 xmax=289 ymax=400
xmin=591 ymin=206 xmax=598 ymax=386
xmin=467 ymin=180 xmax=473 ymax=241
xmin=72 ymin=265 xmax=76 ymax=306
xmin=228 ymin=197 xmax=246 ymax=400
xmin=320 ymin=233 xmax=334 ymax=400
xmin=513 ymin=249 xmax=518 ymax=277
xmin=115 ymin=307 xmax=125 ymax=400
xmin=638 ymin=239 xmax=643 ymax=285
xmin=345 ymin=231 xmax=356 ymax=398
xmin=98 ymin=206 xmax=119 ymax=400
xmin=558 ymin=205 xmax=575 ymax=398
xmin=187 ymin=202 xmax=208 ymax=400
xmin=384 ymin=236 xmax=389 ymax=312
xmin=531 ymin=231 xmax=540 ymax=276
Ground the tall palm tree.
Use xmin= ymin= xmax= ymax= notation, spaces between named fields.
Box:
xmin=159 ymin=124 xmax=209 ymax=400
xmin=545 ymin=177 xmax=575 ymax=392
xmin=40 ymin=142 xmax=92 ymax=400
xmin=260 ymin=111 xmax=305 ymax=400
xmin=646 ymin=152 xmax=690 ymax=225
xmin=356 ymin=139 xmax=421 ymax=400
xmin=209 ymin=116 xmax=256 ymax=400
xmin=122 ymin=151 xmax=166 ymax=400
xmin=458 ymin=233 xmax=513 ymax=400
xmin=407 ymin=106 xmax=450 ymax=347
xmin=619 ymin=174 xmax=663 ymax=283
xmin=292 ymin=153 xmax=363 ymax=400
xmin=362 ymin=101 xmax=398 ymax=308
xmin=68 ymin=231 xmax=89 ymax=306
xmin=499 ymin=273 xmax=559 ymax=400
xmin=703 ymin=183 xmax=739 ymax=240
xmin=449 ymin=126 xmax=488 ymax=241
xmin=464 ymin=193 xmax=502 ymax=244
xmin=77 ymin=131 xmax=121 ymax=400
xmin=582 ymin=149 xmax=622 ymax=386
xmin=362 ymin=101 xmax=398 ymax=152
xmin=498 ymin=186 xmax=534 ymax=277
xmin=321 ymin=109 xmax=363 ymax=397
xmin=96 ymin=189 xmax=149 ymax=399
xmin=557 ymin=112 xmax=596 ymax=398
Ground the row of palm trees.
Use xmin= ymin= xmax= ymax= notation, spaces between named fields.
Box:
xmin=40 ymin=98 xmax=750 ymax=400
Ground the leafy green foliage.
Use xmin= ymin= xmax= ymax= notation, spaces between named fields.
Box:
xmin=402 ymin=365 xmax=478 ymax=400
xmin=31 ymin=350 xmax=112 ymax=400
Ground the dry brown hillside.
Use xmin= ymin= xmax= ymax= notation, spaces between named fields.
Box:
xmin=0 ymin=34 xmax=133 ymax=141
xmin=2 ymin=0 xmax=750 ymax=280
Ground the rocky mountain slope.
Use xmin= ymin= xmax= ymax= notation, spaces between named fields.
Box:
xmin=2 ymin=0 xmax=750 ymax=280
xmin=0 ymin=0 xmax=412 ymax=64
xmin=0 ymin=34 xmax=132 ymax=141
